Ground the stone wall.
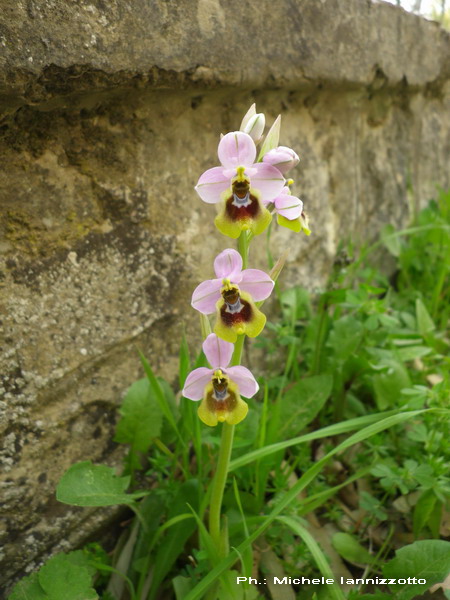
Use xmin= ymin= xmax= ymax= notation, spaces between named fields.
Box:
xmin=1 ymin=0 xmax=449 ymax=592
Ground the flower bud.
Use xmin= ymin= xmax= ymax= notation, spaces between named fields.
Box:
xmin=241 ymin=113 xmax=265 ymax=143
xmin=262 ymin=146 xmax=299 ymax=175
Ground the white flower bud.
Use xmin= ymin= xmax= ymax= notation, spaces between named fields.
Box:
xmin=241 ymin=113 xmax=265 ymax=143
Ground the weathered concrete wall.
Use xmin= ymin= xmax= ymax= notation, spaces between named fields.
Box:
xmin=1 ymin=0 xmax=449 ymax=591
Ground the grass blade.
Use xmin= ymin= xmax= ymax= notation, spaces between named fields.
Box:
xmin=229 ymin=410 xmax=400 ymax=471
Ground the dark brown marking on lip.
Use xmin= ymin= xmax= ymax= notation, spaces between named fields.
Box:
xmin=206 ymin=386 xmax=238 ymax=416
xmin=220 ymin=298 xmax=252 ymax=326
xmin=225 ymin=181 xmax=260 ymax=221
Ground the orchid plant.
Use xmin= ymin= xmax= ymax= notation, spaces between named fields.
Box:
xmin=14 ymin=105 xmax=446 ymax=600
xmin=186 ymin=104 xmax=310 ymax=565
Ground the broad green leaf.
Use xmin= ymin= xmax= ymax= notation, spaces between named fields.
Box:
xmin=413 ymin=489 xmax=438 ymax=538
xmin=139 ymin=351 xmax=185 ymax=448
xmin=38 ymin=554 xmax=97 ymax=600
xmin=331 ymin=532 xmax=373 ymax=565
xmin=327 ymin=316 xmax=364 ymax=361
xmin=56 ymin=461 xmax=140 ymax=506
xmin=9 ymin=573 xmax=48 ymax=600
xmin=257 ymin=115 xmax=280 ymax=161
xmin=114 ymin=378 xmax=162 ymax=453
xmin=173 ymin=576 xmax=194 ymax=599
xmin=396 ymin=345 xmax=432 ymax=362
xmin=383 ymin=540 xmax=450 ymax=600
xmin=63 ymin=550 xmax=97 ymax=576
xmin=372 ymin=360 xmax=411 ymax=410
xmin=279 ymin=374 xmax=333 ymax=437
xmin=415 ymin=298 xmax=436 ymax=335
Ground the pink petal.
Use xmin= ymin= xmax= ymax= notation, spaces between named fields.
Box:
xmin=274 ymin=193 xmax=303 ymax=220
xmin=226 ymin=366 xmax=259 ymax=398
xmin=191 ymin=278 xmax=223 ymax=314
xmin=195 ymin=167 xmax=230 ymax=204
xmin=218 ymin=132 xmax=256 ymax=169
xmin=203 ymin=333 xmax=234 ymax=368
xmin=182 ymin=367 xmax=212 ymax=400
xmin=239 ymin=269 xmax=274 ymax=301
xmin=250 ymin=163 xmax=285 ymax=203
xmin=214 ymin=248 xmax=243 ymax=281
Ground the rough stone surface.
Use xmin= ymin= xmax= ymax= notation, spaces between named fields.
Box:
xmin=0 ymin=0 xmax=449 ymax=593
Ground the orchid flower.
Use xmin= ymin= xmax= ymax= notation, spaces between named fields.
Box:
xmin=262 ymin=181 xmax=311 ymax=236
xmin=195 ymin=131 xmax=285 ymax=239
xmin=191 ymin=248 xmax=274 ymax=343
xmin=262 ymin=145 xmax=299 ymax=175
xmin=182 ymin=333 xmax=258 ymax=426
xmin=275 ymin=185 xmax=311 ymax=235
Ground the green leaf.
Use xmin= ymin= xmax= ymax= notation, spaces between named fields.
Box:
xmin=396 ymin=345 xmax=432 ymax=362
xmin=372 ymin=360 xmax=411 ymax=410
xmin=279 ymin=374 xmax=333 ymax=437
xmin=257 ymin=115 xmax=281 ymax=161
xmin=428 ymin=499 xmax=443 ymax=539
xmin=413 ymin=490 xmax=437 ymax=538
xmin=415 ymin=298 xmax=436 ymax=336
xmin=38 ymin=554 xmax=97 ymax=600
xmin=331 ymin=532 xmax=373 ymax=565
xmin=381 ymin=224 xmax=402 ymax=257
xmin=173 ymin=576 xmax=194 ymax=599
xmin=56 ymin=461 xmax=139 ymax=506
xmin=328 ymin=316 xmax=364 ymax=361
xmin=138 ymin=351 xmax=185 ymax=448
xmin=383 ymin=539 xmax=450 ymax=600
xmin=9 ymin=573 xmax=48 ymax=600
xmin=114 ymin=378 xmax=162 ymax=453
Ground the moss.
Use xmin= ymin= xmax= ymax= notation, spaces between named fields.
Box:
xmin=3 ymin=208 xmax=98 ymax=257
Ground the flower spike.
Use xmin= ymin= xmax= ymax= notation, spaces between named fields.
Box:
xmin=182 ymin=333 xmax=258 ymax=426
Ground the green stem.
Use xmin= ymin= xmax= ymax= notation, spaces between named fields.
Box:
xmin=208 ymin=422 xmax=235 ymax=554
xmin=231 ymin=334 xmax=245 ymax=366
xmin=238 ymin=231 xmax=250 ymax=269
